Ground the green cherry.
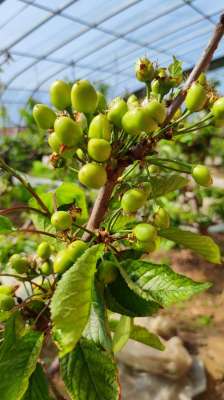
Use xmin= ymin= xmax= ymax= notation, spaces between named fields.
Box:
xmin=51 ymin=211 xmax=72 ymax=230
xmin=121 ymin=188 xmax=146 ymax=213
xmin=33 ymin=104 xmax=56 ymax=129
xmin=37 ymin=242 xmax=51 ymax=260
xmin=185 ymin=82 xmax=207 ymax=112
xmin=192 ymin=165 xmax=212 ymax=187
xmin=212 ymin=97 xmax=224 ymax=120
xmin=71 ymin=79 xmax=97 ymax=113
xmin=0 ymin=294 xmax=15 ymax=311
xmin=133 ymin=223 xmax=157 ymax=242
xmin=88 ymin=114 xmax=111 ymax=141
xmin=54 ymin=116 xmax=83 ymax=147
xmin=143 ymin=99 xmax=167 ymax=125
xmin=9 ymin=254 xmax=30 ymax=274
xmin=78 ymin=163 xmax=107 ymax=189
xmin=107 ymin=97 xmax=128 ymax=128
xmin=50 ymin=80 xmax=71 ymax=110
xmin=88 ymin=138 xmax=111 ymax=162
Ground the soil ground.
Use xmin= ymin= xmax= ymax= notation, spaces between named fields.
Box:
xmin=153 ymin=242 xmax=224 ymax=399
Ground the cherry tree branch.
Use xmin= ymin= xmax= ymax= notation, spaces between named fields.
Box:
xmin=15 ymin=228 xmax=57 ymax=239
xmin=83 ymin=13 xmax=224 ymax=241
xmin=0 ymin=157 xmax=51 ymax=217
xmin=165 ymin=13 xmax=224 ymax=122
xmin=0 ymin=205 xmax=47 ymax=217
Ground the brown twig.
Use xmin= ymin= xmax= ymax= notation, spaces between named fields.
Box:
xmin=0 ymin=157 xmax=51 ymax=217
xmin=0 ymin=273 xmax=47 ymax=292
xmin=0 ymin=205 xmax=47 ymax=217
xmin=82 ymin=13 xmax=224 ymax=242
xmin=15 ymin=228 xmax=57 ymax=239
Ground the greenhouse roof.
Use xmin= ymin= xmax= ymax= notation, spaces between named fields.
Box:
xmin=0 ymin=0 xmax=224 ymax=126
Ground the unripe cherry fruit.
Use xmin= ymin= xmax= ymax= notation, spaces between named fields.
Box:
xmin=148 ymin=164 xmax=160 ymax=174
xmin=0 ymin=285 xmax=14 ymax=295
xmin=51 ymin=211 xmax=72 ymax=230
xmin=127 ymin=94 xmax=139 ymax=109
xmin=88 ymin=114 xmax=111 ymax=141
xmin=54 ymin=116 xmax=83 ymax=147
xmin=9 ymin=254 xmax=30 ymax=274
xmin=154 ymin=208 xmax=170 ymax=228
xmin=48 ymin=132 xmax=60 ymax=153
xmin=50 ymin=80 xmax=71 ymax=110
xmin=135 ymin=57 xmax=154 ymax=82
xmin=122 ymin=108 xmax=157 ymax=136
xmin=37 ymin=242 xmax=51 ymax=260
xmin=198 ymin=73 xmax=206 ymax=86
xmin=76 ymin=148 xmax=85 ymax=160
xmin=133 ymin=223 xmax=157 ymax=242
xmin=0 ymin=294 xmax=15 ymax=311
xmin=71 ymin=79 xmax=97 ymax=113
xmin=185 ymin=82 xmax=207 ymax=112
xmin=40 ymin=261 xmax=53 ymax=275
xmin=107 ymin=97 xmax=128 ymax=128
xmin=98 ymin=261 xmax=118 ymax=284
xmin=211 ymin=97 xmax=224 ymax=120
xmin=53 ymin=240 xmax=88 ymax=274
xmin=88 ymin=138 xmax=111 ymax=162
xmin=136 ymin=240 xmax=157 ymax=253
xmin=33 ymin=104 xmax=56 ymax=129
xmin=121 ymin=188 xmax=146 ymax=213
xmin=192 ymin=164 xmax=212 ymax=187
xmin=143 ymin=100 xmax=167 ymax=125
xmin=96 ymin=91 xmax=107 ymax=112
xmin=78 ymin=163 xmax=107 ymax=189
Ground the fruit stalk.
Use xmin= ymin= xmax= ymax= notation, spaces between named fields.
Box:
xmin=83 ymin=13 xmax=224 ymax=241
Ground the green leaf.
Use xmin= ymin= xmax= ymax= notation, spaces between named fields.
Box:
xmin=160 ymin=227 xmax=221 ymax=264
xmin=0 ymin=310 xmax=12 ymax=322
xmin=29 ymin=195 xmax=54 ymax=236
xmin=168 ymin=56 xmax=183 ymax=78
xmin=0 ymin=327 xmax=43 ymax=400
xmin=22 ymin=363 xmax=51 ymax=400
xmin=105 ymin=273 xmax=160 ymax=317
xmin=0 ymin=216 xmax=14 ymax=233
xmin=51 ymin=244 xmax=103 ymax=356
xmin=119 ymin=259 xmax=211 ymax=307
xmin=150 ymin=174 xmax=188 ymax=197
xmin=110 ymin=320 xmax=164 ymax=351
xmin=29 ymin=192 xmax=54 ymax=213
xmin=111 ymin=214 xmax=136 ymax=233
xmin=112 ymin=316 xmax=132 ymax=353
xmin=56 ymin=182 xmax=88 ymax=223
xmin=61 ymin=338 xmax=120 ymax=400
xmin=83 ymin=281 xmax=112 ymax=352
